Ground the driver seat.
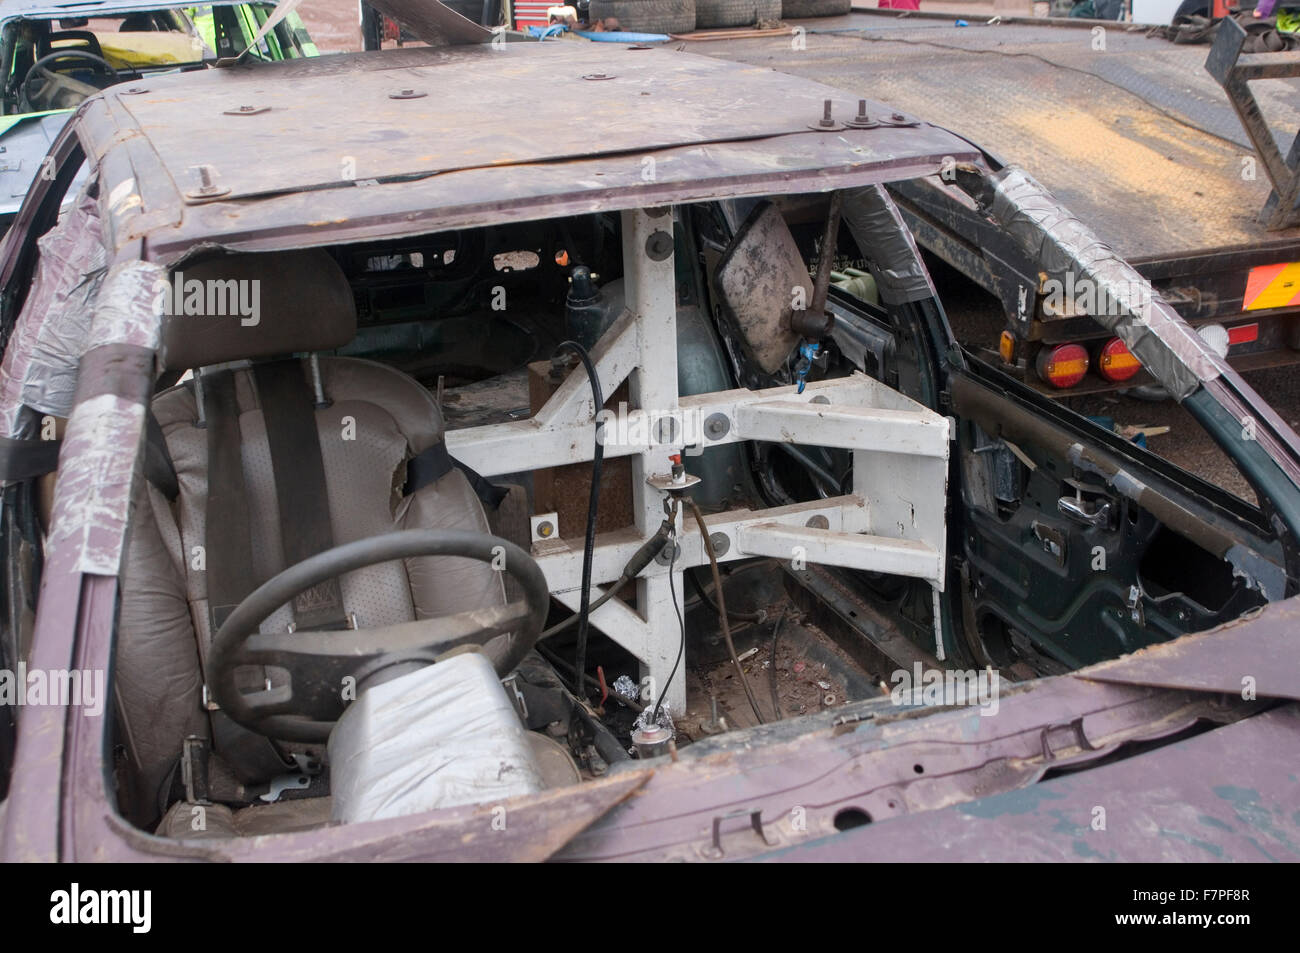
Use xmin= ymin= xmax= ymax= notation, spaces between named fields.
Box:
xmin=36 ymin=30 xmax=105 ymax=61
xmin=115 ymin=249 xmax=541 ymax=835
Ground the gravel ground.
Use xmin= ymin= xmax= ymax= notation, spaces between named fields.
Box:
xmin=1059 ymin=367 xmax=1300 ymax=505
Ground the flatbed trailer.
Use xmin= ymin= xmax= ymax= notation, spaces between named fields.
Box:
xmin=698 ymin=9 xmax=1300 ymax=395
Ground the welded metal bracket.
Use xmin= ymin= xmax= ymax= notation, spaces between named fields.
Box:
xmin=445 ymin=207 xmax=950 ymax=714
xmin=1206 ymin=17 xmax=1300 ymax=230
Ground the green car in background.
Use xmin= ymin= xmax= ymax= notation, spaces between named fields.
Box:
xmin=0 ymin=0 xmax=316 ymax=228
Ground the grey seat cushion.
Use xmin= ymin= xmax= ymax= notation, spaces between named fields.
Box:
xmin=116 ymin=356 xmax=504 ymax=807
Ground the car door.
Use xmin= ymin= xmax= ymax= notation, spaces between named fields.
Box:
xmin=785 ymin=182 xmax=1300 ymax=675
xmin=944 ymin=356 xmax=1294 ymax=672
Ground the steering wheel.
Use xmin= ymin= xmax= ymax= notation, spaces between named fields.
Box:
xmin=207 ymin=530 xmax=550 ymax=743
xmin=20 ymin=50 xmax=120 ymax=111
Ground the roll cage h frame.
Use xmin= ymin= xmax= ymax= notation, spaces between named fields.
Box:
xmin=445 ymin=207 xmax=950 ymax=714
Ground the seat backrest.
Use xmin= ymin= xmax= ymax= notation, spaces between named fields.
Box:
xmin=37 ymin=30 xmax=105 ymax=60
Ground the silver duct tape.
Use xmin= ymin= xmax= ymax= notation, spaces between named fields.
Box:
xmin=981 ymin=166 xmax=1217 ymax=401
xmin=0 ymin=188 xmax=108 ymax=433
xmin=840 ymin=184 xmax=936 ymax=306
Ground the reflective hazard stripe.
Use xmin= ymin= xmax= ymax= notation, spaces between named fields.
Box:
xmin=1244 ymin=262 xmax=1300 ymax=311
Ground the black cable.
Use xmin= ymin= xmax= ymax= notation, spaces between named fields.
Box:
xmin=553 ymin=340 xmax=603 ymax=699
xmin=541 ymin=519 xmax=672 ymax=639
xmin=768 ymin=607 xmax=787 ymax=722
xmin=543 ymin=577 xmax=628 ymax=641
xmin=652 ymin=499 xmax=684 ymax=726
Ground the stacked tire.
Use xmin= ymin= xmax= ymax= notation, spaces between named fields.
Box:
xmin=588 ymin=0 xmax=697 ymax=33
xmin=781 ymin=0 xmax=850 ymax=17
xmin=694 ymin=0 xmax=781 ymax=28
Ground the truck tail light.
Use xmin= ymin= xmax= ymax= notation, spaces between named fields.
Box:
xmin=1036 ymin=343 xmax=1089 ymax=389
xmin=1096 ymin=337 xmax=1141 ymax=382
xmin=999 ymin=330 xmax=1015 ymax=364
xmin=1227 ymin=322 xmax=1258 ymax=346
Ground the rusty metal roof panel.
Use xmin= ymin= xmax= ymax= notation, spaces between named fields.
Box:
xmin=142 ymin=126 xmax=977 ymax=257
xmin=699 ymin=19 xmax=1300 ymax=260
xmin=77 ymin=44 xmax=984 ymax=256
xmin=109 ymin=44 xmax=935 ymax=194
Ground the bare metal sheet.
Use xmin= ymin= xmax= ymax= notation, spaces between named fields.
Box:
xmin=139 ymin=127 xmax=974 ymax=259
xmin=1077 ymin=597 xmax=1300 ymax=702
xmin=103 ymin=44 xmax=948 ymax=205
xmin=696 ymin=20 xmax=1300 ymax=260
xmin=753 ymin=703 xmax=1300 ymax=862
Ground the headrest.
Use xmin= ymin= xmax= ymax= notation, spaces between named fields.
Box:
xmin=157 ymin=248 xmax=356 ymax=371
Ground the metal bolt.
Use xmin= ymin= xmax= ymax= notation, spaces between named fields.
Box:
xmin=703 ymin=413 xmax=730 ymax=440
xmin=654 ymin=541 xmax=682 ymax=567
xmin=891 ymin=113 xmax=906 ymax=122
xmin=806 ymin=515 xmax=829 ymax=530
xmin=819 ymin=99 xmax=835 ymax=128
xmin=536 ymin=520 xmax=554 ymax=538
xmin=653 ymin=415 xmax=679 ymax=444
xmin=709 ymin=532 xmax=730 ymax=558
xmin=645 ymin=230 xmax=673 ymax=261
xmin=846 ymin=99 xmax=876 ymax=129
xmin=185 ymin=164 xmax=227 ymax=199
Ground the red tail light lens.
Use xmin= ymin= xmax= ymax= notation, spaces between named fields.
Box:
xmin=1036 ymin=343 xmax=1089 ymax=389
xmin=1097 ymin=337 xmax=1141 ymax=382
xmin=1227 ymin=322 xmax=1258 ymax=346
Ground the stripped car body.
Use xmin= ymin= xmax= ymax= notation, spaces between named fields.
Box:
xmin=0 ymin=20 xmax=1297 ymax=861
